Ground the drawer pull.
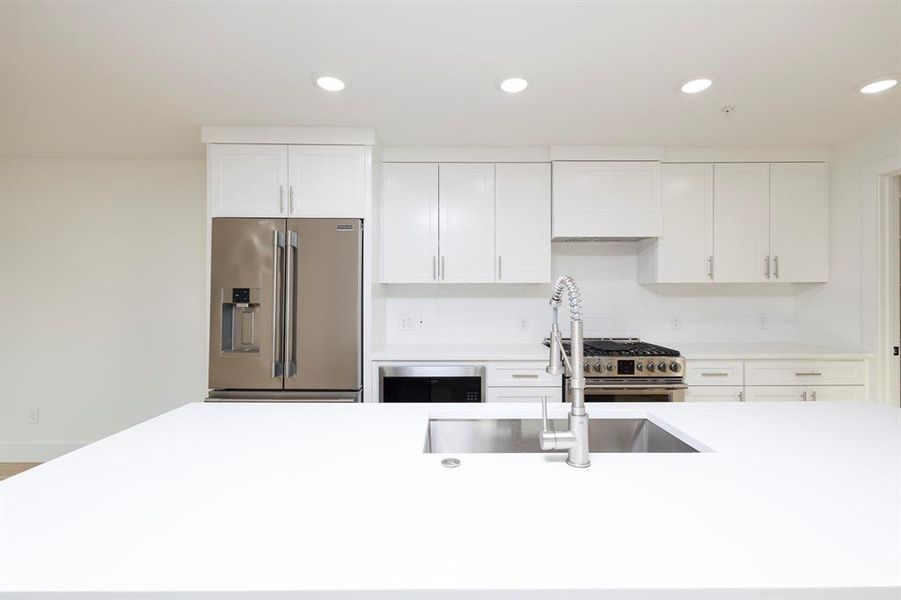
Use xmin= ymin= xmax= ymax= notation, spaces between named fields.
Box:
xmin=700 ymin=372 xmax=730 ymax=377
xmin=511 ymin=373 xmax=540 ymax=379
xmin=795 ymin=372 xmax=823 ymax=377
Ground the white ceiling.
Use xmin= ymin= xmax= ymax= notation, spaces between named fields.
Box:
xmin=1 ymin=0 xmax=900 ymax=159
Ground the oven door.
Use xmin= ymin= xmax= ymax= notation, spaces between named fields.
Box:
xmin=569 ymin=381 xmax=687 ymax=403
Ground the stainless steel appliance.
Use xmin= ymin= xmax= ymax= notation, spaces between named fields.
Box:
xmin=208 ymin=218 xmax=362 ymax=402
xmin=379 ymin=365 xmax=486 ymax=403
xmin=550 ymin=338 xmax=686 ymax=402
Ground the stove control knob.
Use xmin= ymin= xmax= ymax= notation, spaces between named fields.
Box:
xmin=646 ymin=362 xmax=656 ymax=373
xmin=670 ymin=362 xmax=681 ymax=373
xmin=593 ymin=362 xmax=603 ymax=373
xmin=583 ymin=362 xmax=592 ymax=373
xmin=636 ymin=362 xmax=644 ymax=372
xmin=606 ymin=362 xmax=615 ymax=373
xmin=657 ymin=361 xmax=667 ymax=372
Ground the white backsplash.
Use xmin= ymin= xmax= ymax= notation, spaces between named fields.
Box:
xmin=383 ymin=242 xmax=799 ymax=345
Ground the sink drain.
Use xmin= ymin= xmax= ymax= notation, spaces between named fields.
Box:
xmin=441 ymin=458 xmax=461 ymax=468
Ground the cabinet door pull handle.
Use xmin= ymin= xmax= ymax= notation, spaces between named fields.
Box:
xmin=279 ymin=185 xmax=285 ymax=213
xmin=706 ymin=255 xmax=713 ymax=280
xmin=432 ymin=256 xmax=437 ymax=281
xmin=512 ymin=373 xmax=539 ymax=379
xmin=288 ymin=185 xmax=295 ymax=214
xmin=764 ymin=255 xmax=771 ymax=279
xmin=497 ymin=255 xmax=502 ymax=281
xmin=794 ymin=372 xmax=823 ymax=377
xmin=441 ymin=256 xmax=446 ymax=280
xmin=773 ymin=255 xmax=780 ymax=279
xmin=737 ymin=390 xmax=744 ymax=402
xmin=701 ymin=372 xmax=729 ymax=377
xmin=801 ymin=390 xmax=807 ymax=401
xmin=811 ymin=390 xmax=817 ymax=401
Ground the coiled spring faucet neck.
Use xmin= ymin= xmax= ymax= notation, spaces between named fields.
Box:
xmin=550 ymin=275 xmax=583 ymax=321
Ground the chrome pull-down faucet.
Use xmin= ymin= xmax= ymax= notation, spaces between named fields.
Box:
xmin=540 ymin=275 xmax=590 ymax=468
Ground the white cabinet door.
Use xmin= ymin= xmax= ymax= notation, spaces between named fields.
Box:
xmin=287 ymin=145 xmax=366 ymax=217
xmin=495 ymin=163 xmax=551 ymax=283
xmin=744 ymin=386 xmax=805 ymax=402
xmin=713 ymin=163 xmax=771 ymax=282
xmin=648 ymin=163 xmax=714 ymax=282
xmin=686 ymin=386 xmax=744 ymax=402
xmin=438 ymin=164 xmax=496 ymax=283
xmin=807 ymin=386 xmax=866 ymax=402
xmin=208 ymin=144 xmax=288 ymax=217
xmin=486 ymin=387 xmax=562 ymax=403
xmin=380 ymin=163 xmax=439 ymax=283
xmin=769 ymin=163 xmax=828 ymax=282
xmin=552 ymin=161 xmax=661 ymax=239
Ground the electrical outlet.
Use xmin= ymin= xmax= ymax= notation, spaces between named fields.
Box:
xmin=400 ymin=316 xmax=414 ymax=331
xmin=758 ymin=313 xmax=769 ymax=329
xmin=517 ymin=316 xmax=529 ymax=332
xmin=671 ymin=315 xmax=682 ymax=330
xmin=27 ymin=408 xmax=40 ymax=425
xmin=414 ymin=315 xmax=425 ymax=330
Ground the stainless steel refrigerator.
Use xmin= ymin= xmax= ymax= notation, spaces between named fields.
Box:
xmin=207 ymin=218 xmax=362 ymax=402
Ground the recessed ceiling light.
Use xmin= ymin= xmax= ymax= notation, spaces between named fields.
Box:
xmin=859 ymin=77 xmax=898 ymax=94
xmin=499 ymin=77 xmax=528 ymax=93
xmin=315 ymin=76 xmax=345 ymax=92
xmin=680 ymin=78 xmax=713 ymax=94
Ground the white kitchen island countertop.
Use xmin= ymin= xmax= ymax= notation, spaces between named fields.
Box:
xmin=2 ymin=401 xmax=899 ymax=599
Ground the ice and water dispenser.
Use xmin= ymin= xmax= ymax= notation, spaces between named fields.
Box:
xmin=219 ymin=287 xmax=261 ymax=353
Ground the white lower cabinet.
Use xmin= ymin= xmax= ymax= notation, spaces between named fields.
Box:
xmin=744 ymin=386 xmax=806 ymax=402
xmin=685 ymin=386 xmax=743 ymax=402
xmin=805 ymin=386 xmax=867 ymax=402
xmin=486 ymin=387 xmax=562 ymax=403
xmin=743 ymin=385 xmax=867 ymax=402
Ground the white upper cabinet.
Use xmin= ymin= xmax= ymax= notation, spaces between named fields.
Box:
xmin=380 ymin=163 xmax=439 ymax=283
xmin=769 ymin=163 xmax=828 ymax=282
xmin=208 ymin=144 xmax=288 ymax=217
xmin=637 ymin=163 xmax=713 ymax=283
xmin=552 ymin=161 xmax=661 ymax=239
xmin=495 ymin=163 xmax=551 ymax=283
xmin=713 ymin=163 xmax=771 ymax=282
xmin=287 ymin=145 xmax=366 ymax=217
xmin=439 ymin=164 xmax=496 ymax=283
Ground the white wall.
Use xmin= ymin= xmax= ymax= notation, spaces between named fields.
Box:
xmin=384 ymin=242 xmax=798 ymax=345
xmin=0 ymin=158 xmax=207 ymax=460
xmin=795 ymin=122 xmax=901 ymax=348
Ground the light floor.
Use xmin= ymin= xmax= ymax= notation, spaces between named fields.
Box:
xmin=0 ymin=463 xmax=40 ymax=481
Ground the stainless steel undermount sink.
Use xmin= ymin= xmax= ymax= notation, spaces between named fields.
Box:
xmin=425 ymin=418 xmax=698 ymax=454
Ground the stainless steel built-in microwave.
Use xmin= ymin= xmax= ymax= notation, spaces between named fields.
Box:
xmin=379 ymin=365 xmax=486 ymax=403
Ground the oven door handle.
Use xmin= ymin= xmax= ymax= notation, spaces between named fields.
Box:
xmin=582 ymin=383 xmax=688 ymax=392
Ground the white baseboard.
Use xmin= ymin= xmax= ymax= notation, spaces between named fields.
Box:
xmin=0 ymin=441 xmax=85 ymax=462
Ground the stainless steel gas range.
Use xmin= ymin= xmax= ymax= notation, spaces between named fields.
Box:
xmin=552 ymin=338 xmax=687 ymax=402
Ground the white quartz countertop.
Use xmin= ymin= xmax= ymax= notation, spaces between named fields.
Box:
xmin=2 ymin=401 xmax=900 ymax=599
xmin=372 ymin=342 xmax=549 ymax=361
xmin=677 ymin=342 xmax=871 ymax=360
xmin=372 ymin=342 xmax=870 ymax=362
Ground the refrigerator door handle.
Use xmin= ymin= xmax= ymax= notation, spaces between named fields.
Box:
xmin=285 ymin=230 xmax=299 ymax=378
xmin=271 ymin=230 xmax=285 ymax=378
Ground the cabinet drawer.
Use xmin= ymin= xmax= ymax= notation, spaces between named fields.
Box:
xmin=685 ymin=386 xmax=743 ymax=402
xmin=745 ymin=360 xmax=866 ymax=386
xmin=487 ymin=362 xmax=561 ymax=387
xmin=685 ymin=361 xmax=744 ymax=386
xmin=486 ymin=387 xmax=562 ymax=403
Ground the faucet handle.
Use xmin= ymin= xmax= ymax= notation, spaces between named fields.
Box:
xmin=539 ymin=395 xmax=557 ymax=450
